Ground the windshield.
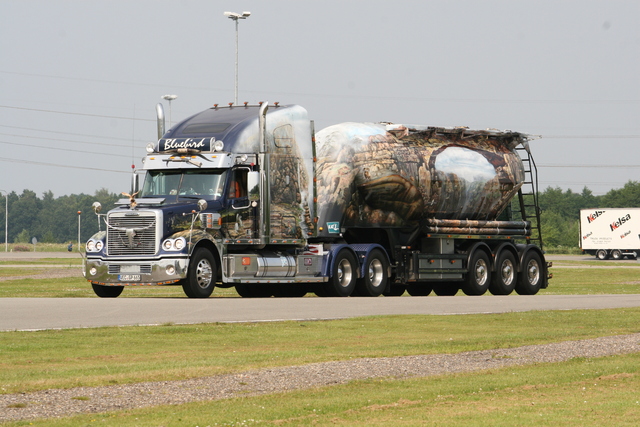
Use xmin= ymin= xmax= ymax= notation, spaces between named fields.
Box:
xmin=139 ymin=170 xmax=228 ymax=200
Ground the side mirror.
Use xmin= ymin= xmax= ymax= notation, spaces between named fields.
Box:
xmin=131 ymin=172 xmax=140 ymax=194
xmin=247 ymin=171 xmax=260 ymax=202
xmin=197 ymin=199 xmax=208 ymax=212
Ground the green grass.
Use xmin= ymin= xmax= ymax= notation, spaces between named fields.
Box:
xmin=1 ymin=308 xmax=640 ymax=395
xmin=4 ymin=345 xmax=640 ymax=426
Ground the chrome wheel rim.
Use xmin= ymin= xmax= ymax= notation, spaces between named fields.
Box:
xmin=196 ymin=259 xmax=213 ymax=289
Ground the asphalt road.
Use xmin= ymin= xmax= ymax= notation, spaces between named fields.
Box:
xmin=2 ymin=252 xmax=640 ymax=331
xmin=3 ymin=294 xmax=640 ymax=331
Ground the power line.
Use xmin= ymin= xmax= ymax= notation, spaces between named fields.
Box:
xmin=539 ymin=164 xmax=640 ymax=168
xmin=0 ymin=132 xmax=143 ymax=149
xmin=0 ymin=124 xmax=149 ymax=143
xmin=2 ymin=70 xmax=639 ymax=105
xmin=0 ymin=105 xmax=155 ymax=122
xmin=0 ymin=139 xmax=134 ymax=158
xmin=543 ymin=135 xmax=640 ymax=139
xmin=0 ymin=156 xmax=130 ymax=173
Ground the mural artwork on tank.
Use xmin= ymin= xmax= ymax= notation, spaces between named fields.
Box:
xmin=315 ymin=123 xmax=526 ymax=231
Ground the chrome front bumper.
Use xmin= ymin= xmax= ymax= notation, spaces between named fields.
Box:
xmin=85 ymin=257 xmax=189 ymax=286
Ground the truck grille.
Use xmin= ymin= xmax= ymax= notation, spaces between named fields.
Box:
xmin=107 ymin=212 xmax=158 ymax=256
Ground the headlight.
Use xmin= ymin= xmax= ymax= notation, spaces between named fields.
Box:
xmin=213 ymin=140 xmax=224 ymax=152
xmin=174 ymin=237 xmax=186 ymax=250
xmin=86 ymin=240 xmax=105 ymax=253
xmin=162 ymin=239 xmax=173 ymax=251
xmin=162 ymin=238 xmax=187 ymax=251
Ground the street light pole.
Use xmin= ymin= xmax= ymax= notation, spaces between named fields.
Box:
xmin=224 ymin=11 xmax=251 ymax=105
xmin=0 ymin=190 xmax=7 ymax=252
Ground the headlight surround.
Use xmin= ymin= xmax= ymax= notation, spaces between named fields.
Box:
xmin=86 ymin=239 xmax=105 ymax=253
xmin=162 ymin=237 xmax=188 ymax=251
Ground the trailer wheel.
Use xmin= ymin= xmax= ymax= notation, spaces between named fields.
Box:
xmin=406 ymin=282 xmax=432 ymax=296
xmin=461 ymin=250 xmax=491 ymax=296
xmin=324 ymin=249 xmax=357 ymax=297
xmin=355 ymin=249 xmax=388 ymax=297
xmin=489 ymin=250 xmax=516 ymax=295
xmin=432 ymin=282 xmax=459 ymax=296
xmin=515 ymin=251 xmax=543 ymax=295
xmin=596 ymin=249 xmax=608 ymax=260
xmin=182 ymin=248 xmax=216 ymax=298
xmin=91 ymin=284 xmax=124 ymax=298
xmin=611 ymin=249 xmax=622 ymax=260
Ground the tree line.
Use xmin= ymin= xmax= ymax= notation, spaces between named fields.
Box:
xmin=0 ymin=188 xmax=120 ymax=246
xmin=1 ymin=181 xmax=640 ymax=248
xmin=538 ymin=180 xmax=640 ymax=248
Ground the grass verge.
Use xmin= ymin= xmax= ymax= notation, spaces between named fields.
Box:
xmin=1 ymin=308 xmax=640 ymax=395
xmin=5 ymin=352 xmax=640 ymax=426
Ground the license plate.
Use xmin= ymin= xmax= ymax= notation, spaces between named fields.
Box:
xmin=119 ymin=274 xmax=141 ymax=282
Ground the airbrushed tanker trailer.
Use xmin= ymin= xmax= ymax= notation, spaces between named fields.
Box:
xmin=84 ymin=103 xmax=551 ymax=298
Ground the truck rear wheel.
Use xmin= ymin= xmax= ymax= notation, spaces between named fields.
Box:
xmin=182 ymin=248 xmax=216 ymax=298
xmin=461 ymin=250 xmax=491 ymax=296
xmin=406 ymin=282 xmax=433 ymax=296
xmin=383 ymin=284 xmax=406 ymax=296
xmin=235 ymin=283 xmax=273 ymax=298
xmin=515 ymin=251 xmax=543 ymax=295
xmin=489 ymin=250 xmax=516 ymax=295
xmin=596 ymin=249 xmax=608 ymax=260
xmin=92 ymin=284 xmax=124 ymax=298
xmin=611 ymin=249 xmax=622 ymax=260
xmin=355 ymin=249 xmax=388 ymax=297
xmin=271 ymin=284 xmax=307 ymax=298
xmin=324 ymin=249 xmax=357 ymax=297
xmin=432 ymin=282 xmax=458 ymax=296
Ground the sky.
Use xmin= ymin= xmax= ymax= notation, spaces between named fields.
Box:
xmin=1 ymin=0 xmax=638 ymax=198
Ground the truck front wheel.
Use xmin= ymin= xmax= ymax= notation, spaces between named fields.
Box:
xmin=324 ymin=249 xmax=357 ymax=297
xmin=92 ymin=284 xmax=124 ymax=298
xmin=182 ymin=248 xmax=216 ymax=298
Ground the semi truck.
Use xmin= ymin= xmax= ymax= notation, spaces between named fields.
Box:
xmin=580 ymin=207 xmax=640 ymax=260
xmin=84 ymin=102 xmax=550 ymax=298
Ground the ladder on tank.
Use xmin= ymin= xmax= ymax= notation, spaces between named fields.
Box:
xmin=515 ymin=142 xmax=544 ymax=250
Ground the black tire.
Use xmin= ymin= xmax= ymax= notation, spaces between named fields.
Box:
xmin=611 ymin=249 xmax=623 ymax=260
xmin=406 ymin=282 xmax=433 ymax=296
xmin=383 ymin=284 xmax=406 ymax=296
xmin=489 ymin=250 xmax=517 ymax=295
xmin=271 ymin=284 xmax=307 ymax=298
xmin=323 ymin=249 xmax=357 ymax=297
xmin=596 ymin=249 xmax=608 ymax=260
xmin=355 ymin=249 xmax=388 ymax=297
xmin=91 ymin=284 xmax=124 ymax=298
xmin=461 ymin=250 xmax=491 ymax=296
xmin=235 ymin=283 xmax=273 ymax=298
xmin=182 ymin=248 xmax=216 ymax=298
xmin=432 ymin=282 xmax=459 ymax=296
xmin=515 ymin=251 xmax=543 ymax=295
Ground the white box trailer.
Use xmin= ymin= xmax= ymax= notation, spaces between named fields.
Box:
xmin=580 ymin=208 xmax=640 ymax=260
